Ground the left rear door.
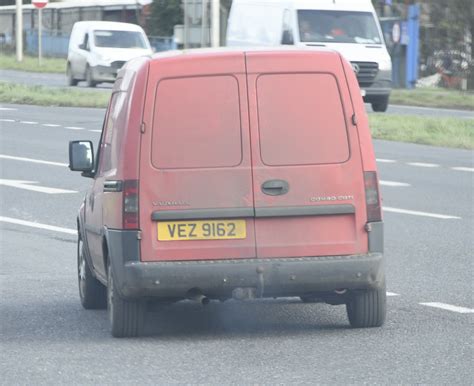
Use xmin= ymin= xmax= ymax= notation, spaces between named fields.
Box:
xmin=139 ymin=53 xmax=256 ymax=262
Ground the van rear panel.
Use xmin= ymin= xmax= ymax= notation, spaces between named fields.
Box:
xmin=140 ymin=53 xmax=256 ymax=262
xmin=245 ymin=51 xmax=368 ymax=258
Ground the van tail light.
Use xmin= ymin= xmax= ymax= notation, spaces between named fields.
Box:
xmin=364 ymin=171 xmax=382 ymax=222
xmin=123 ymin=180 xmax=139 ymax=229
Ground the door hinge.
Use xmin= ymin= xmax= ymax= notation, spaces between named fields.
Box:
xmin=351 ymin=114 xmax=358 ymax=125
xmin=140 ymin=122 xmax=146 ymax=133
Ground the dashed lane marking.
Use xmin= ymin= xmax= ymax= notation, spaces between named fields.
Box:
xmin=419 ymin=302 xmax=474 ymax=314
xmin=0 ymin=154 xmax=68 ymax=167
xmin=406 ymin=162 xmax=440 ymax=168
xmin=451 ymin=167 xmax=474 ymax=172
xmin=19 ymin=121 xmax=38 ymax=125
xmin=0 ymin=107 xmax=18 ymax=111
xmin=386 ymin=292 xmax=400 ymax=297
xmin=64 ymin=126 xmax=85 ymax=130
xmin=376 ymin=158 xmax=397 ymax=163
xmin=380 ymin=180 xmax=410 ymax=187
xmin=0 ymin=179 xmax=77 ymax=194
xmin=89 ymin=129 xmax=102 ymax=133
xmin=0 ymin=119 xmax=16 ymax=123
xmin=0 ymin=216 xmax=77 ymax=235
xmin=41 ymin=123 xmax=61 ymax=127
xmin=383 ymin=206 xmax=461 ymax=220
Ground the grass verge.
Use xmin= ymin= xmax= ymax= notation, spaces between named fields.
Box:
xmin=0 ymin=54 xmax=66 ymax=73
xmin=390 ymin=88 xmax=474 ymax=110
xmin=0 ymin=82 xmax=110 ymax=108
xmin=369 ymin=114 xmax=474 ymax=149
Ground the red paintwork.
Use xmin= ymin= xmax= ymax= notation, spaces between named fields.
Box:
xmin=99 ymin=48 xmax=380 ymax=263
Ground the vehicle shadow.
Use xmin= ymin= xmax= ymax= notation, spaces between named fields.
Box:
xmin=1 ymin=298 xmax=350 ymax=343
xmin=141 ymin=298 xmax=350 ymax=339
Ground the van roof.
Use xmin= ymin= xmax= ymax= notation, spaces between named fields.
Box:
xmin=73 ymin=21 xmax=145 ymax=32
xmin=232 ymin=0 xmax=375 ymax=12
xmin=150 ymin=46 xmax=342 ymax=61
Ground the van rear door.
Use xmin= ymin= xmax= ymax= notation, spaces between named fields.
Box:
xmin=245 ymin=51 xmax=368 ymax=258
xmin=140 ymin=53 xmax=256 ymax=262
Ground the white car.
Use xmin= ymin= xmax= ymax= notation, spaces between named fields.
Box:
xmin=67 ymin=21 xmax=153 ymax=87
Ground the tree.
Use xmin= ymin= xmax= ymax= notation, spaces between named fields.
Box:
xmin=148 ymin=0 xmax=183 ymax=36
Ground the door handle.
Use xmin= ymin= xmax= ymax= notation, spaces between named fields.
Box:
xmin=261 ymin=180 xmax=289 ymax=196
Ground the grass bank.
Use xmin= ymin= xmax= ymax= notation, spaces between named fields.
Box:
xmin=369 ymin=114 xmax=474 ymax=149
xmin=390 ymin=88 xmax=474 ymax=110
xmin=0 ymin=82 xmax=110 ymax=108
xmin=0 ymin=54 xmax=66 ymax=73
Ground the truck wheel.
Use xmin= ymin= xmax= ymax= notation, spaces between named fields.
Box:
xmin=346 ymin=283 xmax=386 ymax=328
xmin=85 ymin=66 xmax=97 ymax=88
xmin=107 ymin=262 xmax=145 ymax=338
xmin=67 ymin=64 xmax=78 ymax=86
xmin=371 ymin=96 xmax=389 ymax=112
xmin=78 ymin=235 xmax=106 ymax=309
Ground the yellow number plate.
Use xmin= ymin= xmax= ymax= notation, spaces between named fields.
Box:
xmin=157 ymin=219 xmax=246 ymax=241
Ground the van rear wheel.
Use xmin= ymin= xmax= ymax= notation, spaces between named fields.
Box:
xmin=67 ymin=64 xmax=78 ymax=86
xmin=85 ymin=66 xmax=97 ymax=88
xmin=78 ymin=235 xmax=106 ymax=309
xmin=346 ymin=282 xmax=386 ymax=328
xmin=107 ymin=262 xmax=145 ymax=338
xmin=371 ymin=96 xmax=389 ymax=112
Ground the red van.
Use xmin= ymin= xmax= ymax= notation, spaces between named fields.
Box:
xmin=69 ymin=48 xmax=385 ymax=337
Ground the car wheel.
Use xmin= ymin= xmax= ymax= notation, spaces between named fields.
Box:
xmin=85 ymin=66 xmax=97 ymax=88
xmin=107 ymin=262 xmax=145 ymax=338
xmin=78 ymin=235 xmax=107 ymax=309
xmin=346 ymin=281 xmax=386 ymax=328
xmin=66 ymin=64 xmax=78 ymax=86
xmin=371 ymin=96 xmax=389 ymax=112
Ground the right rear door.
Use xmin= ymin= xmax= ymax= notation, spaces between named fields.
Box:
xmin=245 ymin=51 xmax=368 ymax=258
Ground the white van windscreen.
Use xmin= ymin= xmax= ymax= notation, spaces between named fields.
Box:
xmin=93 ymin=30 xmax=147 ymax=49
xmin=298 ymin=11 xmax=382 ymax=44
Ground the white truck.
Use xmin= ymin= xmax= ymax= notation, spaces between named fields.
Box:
xmin=226 ymin=0 xmax=392 ymax=112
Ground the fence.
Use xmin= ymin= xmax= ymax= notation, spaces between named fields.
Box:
xmin=22 ymin=29 xmax=175 ymax=58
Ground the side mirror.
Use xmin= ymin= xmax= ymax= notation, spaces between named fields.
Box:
xmin=69 ymin=140 xmax=94 ymax=175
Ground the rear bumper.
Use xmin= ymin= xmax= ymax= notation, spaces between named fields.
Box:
xmin=106 ymin=229 xmax=384 ymax=300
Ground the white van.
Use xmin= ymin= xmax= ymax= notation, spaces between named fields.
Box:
xmin=67 ymin=21 xmax=153 ymax=87
xmin=226 ymin=0 xmax=392 ymax=112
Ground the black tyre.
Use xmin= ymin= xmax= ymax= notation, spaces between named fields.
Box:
xmin=346 ymin=282 xmax=386 ymax=328
xmin=371 ymin=96 xmax=389 ymax=112
xmin=85 ymin=66 xmax=97 ymax=88
xmin=66 ymin=64 xmax=78 ymax=86
xmin=78 ymin=235 xmax=107 ymax=309
xmin=107 ymin=263 xmax=145 ymax=338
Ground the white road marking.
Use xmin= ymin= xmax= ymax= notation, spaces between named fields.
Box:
xmin=65 ymin=126 xmax=85 ymax=130
xmin=406 ymin=162 xmax=440 ymax=168
xmin=0 ymin=154 xmax=68 ymax=167
xmin=0 ymin=119 xmax=16 ymax=123
xmin=451 ymin=167 xmax=474 ymax=172
xmin=386 ymin=292 xmax=400 ymax=297
xmin=89 ymin=129 xmax=102 ymax=133
xmin=380 ymin=180 xmax=410 ymax=187
xmin=383 ymin=206 xmax=461 ymax=220
xmin=0 ymin=179 xmax=77 ymax=194
xmin=376 ymin=158 xmax=397 ymax=163
xmin=0 ymin=216 xmax=77 ymax=235
xmin=0 ymin=107 xmax=18 ymax=111
xmin=19 ymin=121 xmax=38 ymax=125
xmin=419 ymin=302 xmax=474 ymax=314
xmin=41 ymin=123 xmax=61 ymax=127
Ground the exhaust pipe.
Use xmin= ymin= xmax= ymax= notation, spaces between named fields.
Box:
xmin=187 ymin=292 xmax=210 ymax=306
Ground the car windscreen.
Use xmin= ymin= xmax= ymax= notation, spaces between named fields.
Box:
xmin=93 ymin=30 xmax=147 ymax=49
xmin=298 ymin=10 xmax=382 ymax=44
